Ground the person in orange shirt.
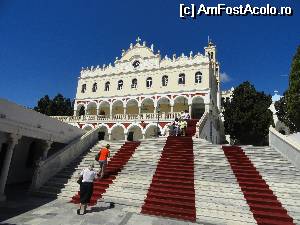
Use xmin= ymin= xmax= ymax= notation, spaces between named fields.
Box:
xmin=97 ymin=144 xmax=110 ymax=178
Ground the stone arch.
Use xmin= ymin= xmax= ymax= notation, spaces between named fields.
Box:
xmin=97 ymin=124 xmax=109 ymax=140
xmin=157 ymin=96 xmax=171 ymax=113
xmin=112 ymin=100 xmax=124 ymax=116
xmin=98 ymin=101 xmax=110 ymax=117
xmin=191 ymin=96 xmax=205 ymax=119
xmin=86 ymin=102 xmax=97 ymax=115
xmin=141 ymin=98 xmax=154 ymax=113
xmin=173 ymin=95 xmax=188 ymax=112
xmin=144 ymin=123 xmax=162 ymax=138
xmin=110 ymin=124 xmax=125 ymax=140
xmin=127 ymin=124 xmax=143 ymax=141
xmin=76 ymin=104 xmax=85 ymax=116
xmin=82 ymin=124 xmax=94 ymax=131
xmin=126 ymin=99 xmax=139 ymax=115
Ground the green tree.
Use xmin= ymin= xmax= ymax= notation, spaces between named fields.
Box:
xmin=34 ymin=94 xmax=73 ymax=116
xmin=279 ymin=46 xmax=300 ymax=132
xmin=34 ymin=95 xmax=51 ymax=115
xmin=223 ymin=81 xmax=274 ymax=145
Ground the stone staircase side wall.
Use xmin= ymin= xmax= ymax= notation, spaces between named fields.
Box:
xmin=30 ymin=127 xmax=101 ymax=191
xmin=269 ymin=126 xmax=300 ymax=170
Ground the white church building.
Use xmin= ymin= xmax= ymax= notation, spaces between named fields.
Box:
xmin=54 ymin=38 xmax=223 ymax=142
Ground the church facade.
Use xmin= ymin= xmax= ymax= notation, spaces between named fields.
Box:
xmin=55 ymin=38 xmax=222 ymax=141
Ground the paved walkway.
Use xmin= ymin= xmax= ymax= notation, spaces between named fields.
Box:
xmin=0 ymin=197 xmax=203 ymax=225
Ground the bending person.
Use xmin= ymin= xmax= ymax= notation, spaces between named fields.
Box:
xmin=77 ymin=163 xmax=97 ymax=215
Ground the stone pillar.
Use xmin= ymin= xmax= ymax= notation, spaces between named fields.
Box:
xmin=0 ymin=133 xmax=21 ymax=201
xmin=108 ymin=133 xmax=112 ymax=141
xmin=138 ymin=106 xmax=141 ymax=114
xmin=188 ymin=104 xmax=192 ymax=117
xmin=123 ymin=107 xmax=127 ymax=115
xmin=205 ymin=104 xmax=210 ymax=112
xmin=96 ymin=108 xmax=99 ymax=115
xmin=73 ymin=110 xmax=77 ymax=116
xmin=124 ymin=133 xmax=128 ymax=141
xmin=42 ymin=140 xmax=53 ymax=160
xmin=170 ymin=105 xmax=174 ymax=113
xmin=142 ymin=134 xmax=145 ymax=139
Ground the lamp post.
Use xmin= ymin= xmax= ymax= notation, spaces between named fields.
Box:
xmin=156 ymin=105 xmax=160 ymax=137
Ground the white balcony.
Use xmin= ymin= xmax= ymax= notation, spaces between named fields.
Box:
xmin=52 ymin=112 xmax=182 ymax=123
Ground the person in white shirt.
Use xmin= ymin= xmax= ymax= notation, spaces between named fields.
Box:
xmin=183 ymin=110 xmax=190 ymax=120
xmin=77 ymin=163 xmax=97 ymax=215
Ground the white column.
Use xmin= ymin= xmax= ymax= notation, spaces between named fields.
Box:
xmin=0 ymin=133 xmax=21 ymax=202
xmin=124 ymin=133 xmax=128 ymax=141
xmin=142 ymin=134 xmax=145 ymax=139
xmin=108 ymin=133 xmax=112 ymax=141
xmin=170 ymin=105 xmax=174 ymax=113
xmin=123 ymin=107 xmax=127 ymax=115
xmin=188 ymin=104 xmax=192 ymax=117
xmin=138 ymin=106 xmax=141 ymax=114
xmin=42 ymin=140 xmax=53 ymax=160
xmin=73 ymin=110 xmax=77 ymax=116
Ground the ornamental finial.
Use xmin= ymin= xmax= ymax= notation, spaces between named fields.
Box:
xmin=136 ymin=36 xmax=141 ymax=43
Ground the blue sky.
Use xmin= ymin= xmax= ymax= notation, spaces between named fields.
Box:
xmin=0 ymin=0 xmax=299 ymax=107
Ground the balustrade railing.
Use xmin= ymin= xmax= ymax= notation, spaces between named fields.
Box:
xmin=52 ymin=112 xmax=183 ymax=123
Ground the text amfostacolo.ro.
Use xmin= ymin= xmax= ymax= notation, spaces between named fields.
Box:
xmin=179 ymin=3 xmax=293 ymax=18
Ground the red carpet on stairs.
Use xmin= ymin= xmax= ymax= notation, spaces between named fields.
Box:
xmin=141 ymin=136 xmax=196 ymax=222
xmin=222 ymin=146 xmax=295 ymax=225
xmin=186 ymin=119 xmax=198 ymax=137
xmin=71 ymin=141 xmax=140 ymax=206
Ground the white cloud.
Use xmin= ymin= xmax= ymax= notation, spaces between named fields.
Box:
xmin=220 ymin=72 xmax=231 ymax=83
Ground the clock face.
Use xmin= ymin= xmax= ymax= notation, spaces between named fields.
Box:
xmin=132 ymin=60 xmax=140 ymax=68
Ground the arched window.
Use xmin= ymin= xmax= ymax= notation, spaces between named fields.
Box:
xmin=178 ymin=73 xmax=185 ymax=84
xmin=195 ymin=72 xmax=202 ymax=83
xmin=162 ymin=75 xmax=168 ymax=86
xmin=131 ymin=78 xmax=137 ymax=88
xmin=81 ymin=84 xmax=86 ymax=93
xmin=117 ymin=80 xmax=123 ymax=90
xmin=146 ymin=77 xmax=152 ymax=88
xmin=105 ymin=81 xmax=110 ymax=91
xmin=92 ymin=83 xmax=97 ymax=92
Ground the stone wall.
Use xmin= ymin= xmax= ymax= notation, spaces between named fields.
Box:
xmin=30 ymin=127 xmax=101 ymax=190
xmin=269 ymin=126 xmax=300 ymax=170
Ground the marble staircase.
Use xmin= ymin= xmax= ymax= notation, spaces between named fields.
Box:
xmin=243 ymin=146 xmax=300 ymax=225
xmin=33 ymin=140 xmax=125 ymax=199
xmin=100 ymin=138 xmax=167 ymax=208
xmin=193 ymin=139 xmax=257 ymax=225
xmin=71 ymin=141 xmax=141 ymax=205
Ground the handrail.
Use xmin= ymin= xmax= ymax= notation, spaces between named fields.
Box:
xmin=194 ymin=112 xmax=209 ymax=138
xmin=30 ymin=127 xmax=101 ymax=190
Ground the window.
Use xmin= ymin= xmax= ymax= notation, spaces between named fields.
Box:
xmin=132 ymin=60 xmax=140 ymax=68
xmin=105 ymin=82 xmax=110 ymax=91
xmin=131 ymin=78 xmax=137 ymax=88
xmin=195 ymin=72 xmax=202 ymax=83
xmin=92 ymin=83 xmax=97 ymax=92
xmin=178 ymin=73 xmax=185 ymax=84
xmin=81 ymin=84 xmax=86 ymax=93
xmin=117 ymin=80 xmax=123 ymax=90
xmin=146 ymin=77 xmax=152 ymax=88
xmin=162 ymin=75 xmax=168 ymax=86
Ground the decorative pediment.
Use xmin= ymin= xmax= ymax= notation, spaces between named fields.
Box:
xmin=119 ymin=44 xmax=156 ymax=62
